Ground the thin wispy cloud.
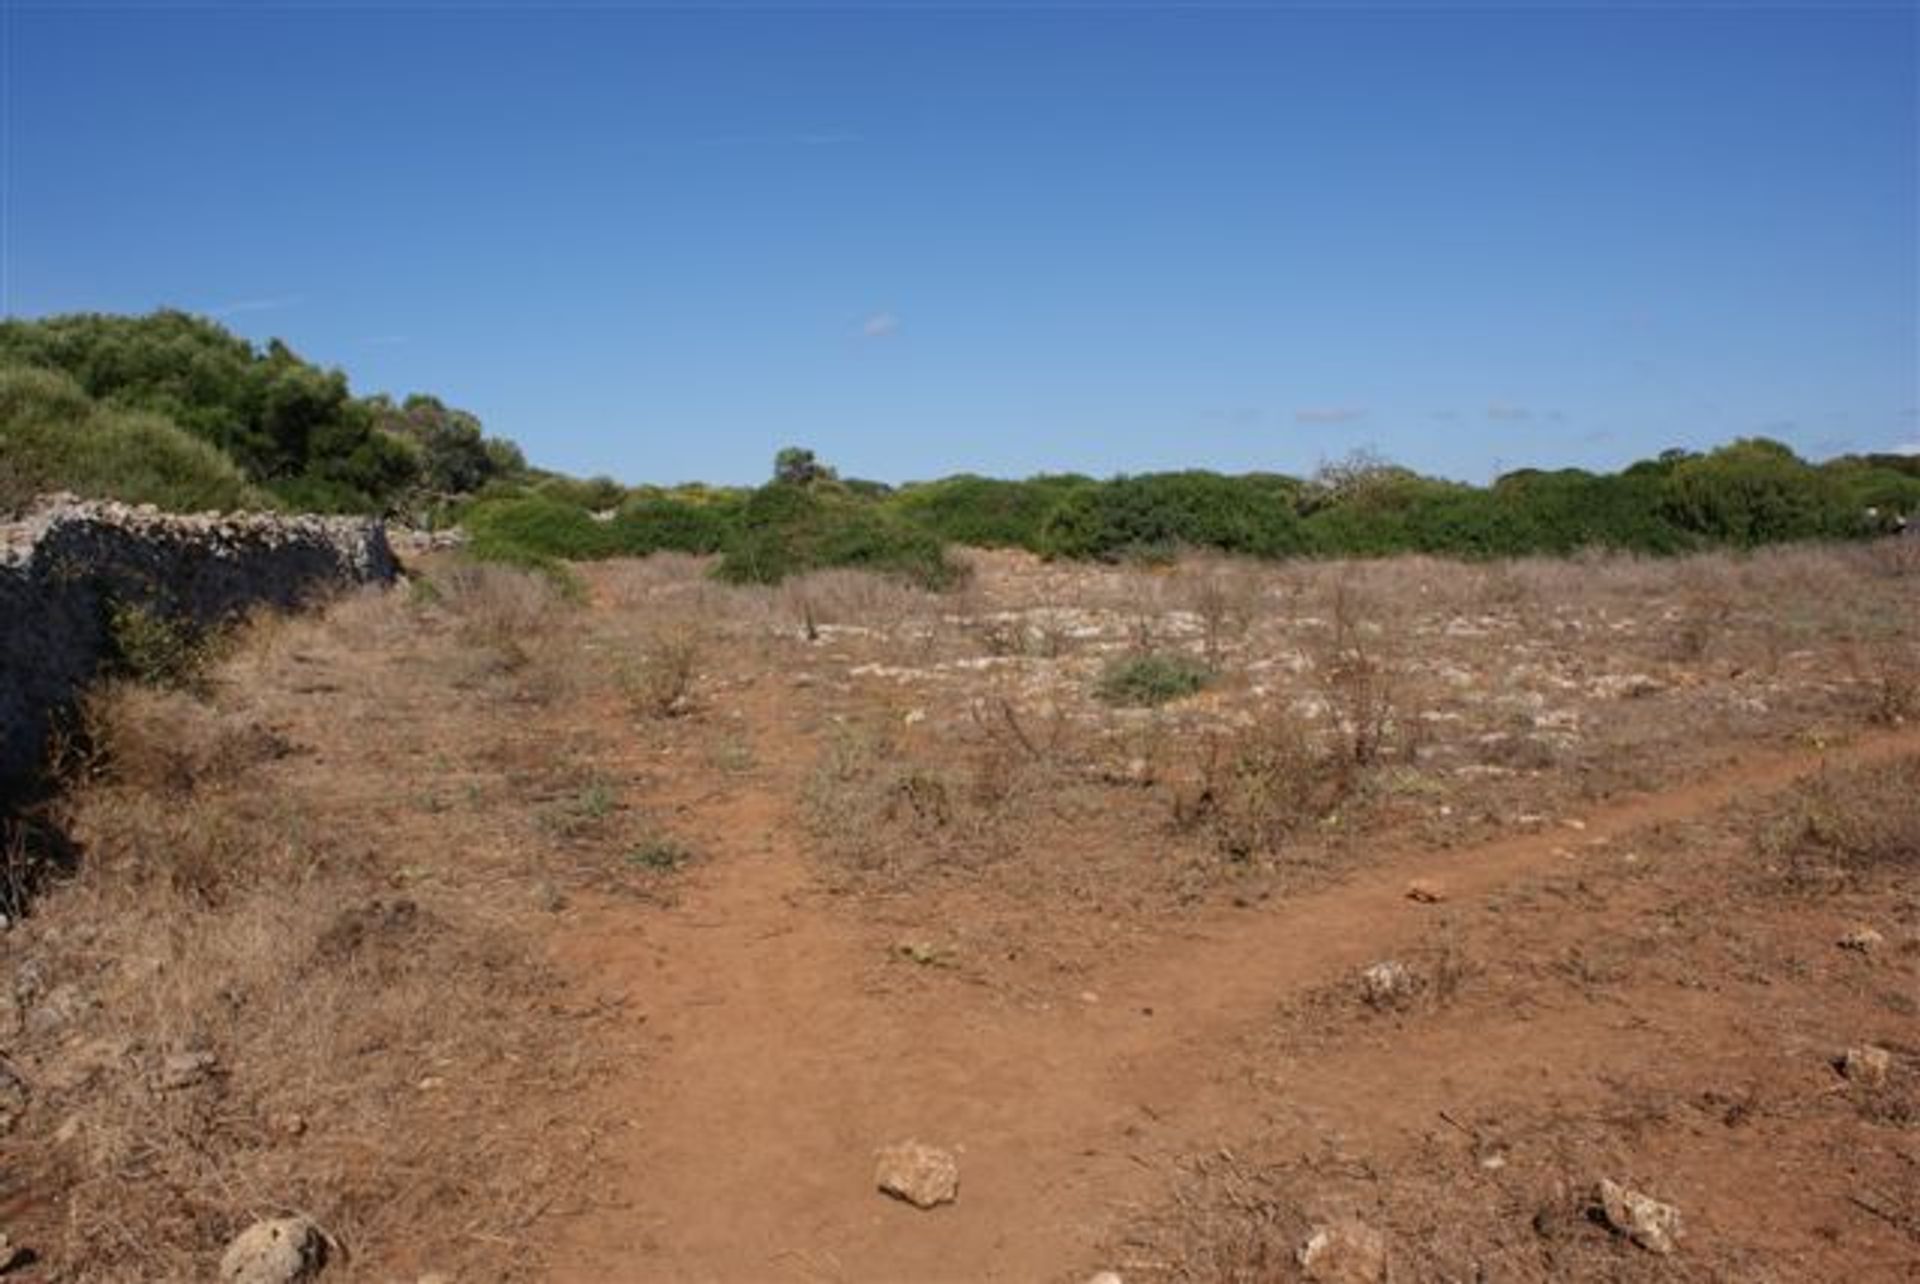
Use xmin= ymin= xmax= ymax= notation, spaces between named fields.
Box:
xmin=1293 ymin=406 xmax=1367 ymax=426
xmin=860 ymin=311 xmax=901 ymax=338
xmin=205 ymin=294 xmax=303 ymax=318
xmin=1486 ymin=401 xmax=1533 ymax=422
xmin=1893 ymin=440 xmax=1920 ymax=456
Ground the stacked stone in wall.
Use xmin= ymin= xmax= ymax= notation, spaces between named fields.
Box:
xmin=0 ymin=495 xmax=397 ymax=792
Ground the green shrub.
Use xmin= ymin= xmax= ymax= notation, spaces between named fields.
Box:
xmin=609 ymin=494 xmax=739 ymax=555
xmin=716 ymin=481 xmax=962 ymax=588
xmin=887 ymin=474 xmax=1095 ymax=551
xmin=1096 ymin=652 xmax=1212 ymax=707
xmin=1821 ymin=457 xmax=1920 ymax=529
xmin=103 ymin=600 xmax=213 ymax=689
xmin=1040 ymin=472 xmax=1306 ymax=562
xmin=464 ymin=496 xmax=619 ymax=563
xmin=0 ymin=364 xmax=262 ymax=515
xmin=1660 ymin=439 xmax=1853 ymax=547
xmin=532 ymin=473 xmax=627 ymax=511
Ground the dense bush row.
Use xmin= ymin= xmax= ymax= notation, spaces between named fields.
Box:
xmin=0 ymin=311 xmax=528 ymax=514
xmin=455 ymin=440 xmax=1919 ymax=585
xmin=7 ymin=312 xmax=1916 ymax=585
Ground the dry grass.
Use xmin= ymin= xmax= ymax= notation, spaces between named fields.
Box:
xmin=620 ymin=623 xmax=706 ymax=718
xmin=3 ymin=565 xmax=618 ymax=1281
xmin=9 ymin=537 xmax=1917 ymax=1277
xmin=1756 ymin=752 xmax=1920 ymax=892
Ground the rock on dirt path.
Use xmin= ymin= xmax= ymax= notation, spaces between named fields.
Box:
xmin=541 ymin=678 xmax=1920 ymax=1282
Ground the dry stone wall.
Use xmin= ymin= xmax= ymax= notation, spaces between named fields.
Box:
xmin=1 ymin=495 xmax=397 ymax=791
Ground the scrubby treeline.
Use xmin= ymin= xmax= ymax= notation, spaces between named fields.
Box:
xmin=461 ymin=440 xmax=1920 ymax=585
xmin=6 ymin=311 xmax=1917 ymax=585
xmin=0 ymin=311 xmax=530 ymax=516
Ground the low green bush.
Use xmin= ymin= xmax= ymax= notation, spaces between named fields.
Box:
xmin=1040 ymin=472 xmax=1306 ymax=561
xmin=610 ymin=493 xmax=740 ymax=555
xmin=0 ymin=364 xmax=262 ymax=515
xmin=103 ymin=600 xmax=215 ymax=689
xmin=716 ymin=480 xmax=962 ymax=588
xmin=1096 ymin=652 xmax=1212 ymax=707
xmin=887 ymin=474 xmax=1094 ymax=551
xmin=532 ymin=473 xmax=627 ymax=511
xmin=464 ymin=495 xmax=618 ymax=563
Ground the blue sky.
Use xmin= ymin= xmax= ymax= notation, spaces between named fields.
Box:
xmin=4 ymin=2 xmax=1915 ymax=486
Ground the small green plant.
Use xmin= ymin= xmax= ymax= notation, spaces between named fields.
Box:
xmin=104 ymin=600 xmax=212 ymax=689
xmin=540 ymin=779 xmax=617 ymax=839
xmin=708 ymin=733 xmax=755 ymax=774
xmin=1096 ymin=652 xmax=1211 ymax=707
xmin=625 ymin=836 xmax=692 ymax=872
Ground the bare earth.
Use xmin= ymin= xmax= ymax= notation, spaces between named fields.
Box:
xmin=5 ymin=544 xmax=1916 ymax=1281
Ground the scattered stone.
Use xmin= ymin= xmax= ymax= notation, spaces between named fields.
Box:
xmin=1595 ymin=1179 xmax=1682 ymax=1255
xmin=1085 ymin=1273 xmax=1125 ymax=1284
xmin=896 ymin=940 xmax=949 ymax=968
xmin=1404 ymin=879 xmax=1445 ymax=904
xmin=1838 ymin=926 xmax=1885 ymax=954
xmin=0 ymin=1230 xmax=22 ymax=1273
xmin=219 ymin=1216 xmax=329 ymax=1284
xmin=1360 ymin=960 xmax=1415 ymax=1009
xmin=415 ymin=1274 xmax=451 ymax=1284
xmin=271 ymin=1112 xmax=308 ymax=1138
xmin=1296 ymin=1219 xmax=1389 ymax=1283
xmin=1591 ymin=673 xmax=1665 ymax=700
xmin=875 ymin=1140 xmax=960 ymax=1209
xmin=153 ymin=1049 xmax=219 ymax=1092
xmin=1840 ymin=1045 xmax=1892 ymax=1088
xmin=0 ymin=1062 xmax=27 ymax=1135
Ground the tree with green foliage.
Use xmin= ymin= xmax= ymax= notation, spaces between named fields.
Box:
xmin=773 ymin=446 xmax=835 ymax=487
xmin=1660 ymin=438 xmax=1853 ymax=547
xmin=0 ymin=364 xmax=261 ymax=514
xmin=0 ymin=311 xmax=527 ymax=514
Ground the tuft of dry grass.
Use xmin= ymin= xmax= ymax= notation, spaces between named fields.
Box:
xmin=1173 ymin=708 xmax=1346 ymax=861
xmin=1756 ymin=753 xmax=1920 ymax=892
xmin=621 ymin=623 xmax=706 ymax=718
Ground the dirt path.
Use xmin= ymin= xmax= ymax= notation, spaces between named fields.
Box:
xmin=545 ymin=708 xmax=1920 ymax=1284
